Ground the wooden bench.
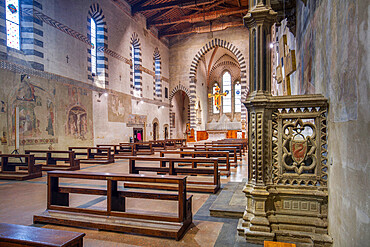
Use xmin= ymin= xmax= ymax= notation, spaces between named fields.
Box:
xmin=0 ymin=154 xmax=42 ymax=180
xmin=194 ymin=143 xmax=243 ymax=160
xmin=216 ymin=138 xmax=248 ymax=153
xmin=33 ymin=171 xmax=192 ymax=240
xmin=211 ymin=142 xmax=245 ymax=156
xmin=160 ymin=150 xmax=231 ymax=176
xmin=126 ymin=156 xmax=220 ymax=193
xmin=149 ymin=140 xmax=167 ymax=151
xmin=117 ymin=143 xmax=136 ymax=157
xmin=180 ymin=146 xmax=238 ymax=166
xmin=133 ymin=142 xmax=154 ymax=155
xmin=68 ymin=147 xmax=114 ymax=164
xmin=0 ymin=223 xmax=85 ymax=247
xmin=97 ymin=144 xmax=120 ymax=154
xmin=25 ymin=150 xmax=80 ymax=171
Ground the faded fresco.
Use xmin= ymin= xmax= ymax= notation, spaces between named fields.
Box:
xmin=127 ymin=114 xmax=147 ymax=127
xmin=64 ymin=86 xmax=92 ymax=140
xmin=295 ymin=0 xmax=358 ymax=122
xmin=9 ymin=76 xmax=57 ymax=145
xmin=108 ymin=92 xmax=132 ymax=123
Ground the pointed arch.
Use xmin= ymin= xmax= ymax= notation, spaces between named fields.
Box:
xmin=130 ymin=32 xmax=142 ymax=97
xmin=188 ymin=38 xmax=248 ymax=129
xmin=87 ymin=3 xmax=108 ymax=87
xmin=169 ymin=85 xmax=191 ymax=138
xmin=153 ymin=47 xmax=162 ymax=98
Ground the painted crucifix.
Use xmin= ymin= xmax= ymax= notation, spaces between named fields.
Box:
xmin=275 ymin=34 xmax=296 ymax=95
xmin=208 ymin=84 xmax=228 ymax=111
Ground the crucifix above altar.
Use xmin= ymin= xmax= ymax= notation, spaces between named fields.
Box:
xmin=208 ymin=85 xmax=228 ymax=111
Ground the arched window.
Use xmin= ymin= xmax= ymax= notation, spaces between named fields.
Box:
xmin=90 ymin=18 xmax=97 ymax=75
xmin=222 ymin=71 xmax=232 ymax=113
xmin=234 ymin=82 xmax=241 ymax=112
xmin=88 ymin=4 xmax=109 ymax=86
xmin=212 ymin=83 xmax=219 ymax=113
xmin=6 ymin=0 xmax=20 ymax=50
xmin=153 ymin=48 xmax=161 ymax=97
xmin=131 ymin=33 xmax=141 ymax=97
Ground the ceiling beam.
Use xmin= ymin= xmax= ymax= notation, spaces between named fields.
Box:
xmin=132 ymin=0 xmax=217 ymax=13
xmin=160 ymin=21 xmax=244 ymax=37
xmin=132 ymin=0 xmax=151 ymax=11
xmin=150 ymin=7 xmax=247 ymax=27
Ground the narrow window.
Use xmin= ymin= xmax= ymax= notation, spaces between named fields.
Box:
xmin=90 ymin=18 xmax=97 ymax=75
xmin=6 ymin=0 xmax=20 ymax=50
xmin=222 ymin=72 xmax=232 ymax=113
xmin=132 ymin=44 xmax=140 ymax=97
xmin=235 ymin=82 xmax=241 ymax=112
xmin=155 ymin=57 xmax=161 ymax=96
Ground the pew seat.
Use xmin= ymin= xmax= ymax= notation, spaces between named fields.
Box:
xmin=0 ymin=223 xmax=85 ymax=247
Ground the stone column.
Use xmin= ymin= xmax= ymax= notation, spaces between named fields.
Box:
xmin=238 ymin=0 xmax=277 ymax=243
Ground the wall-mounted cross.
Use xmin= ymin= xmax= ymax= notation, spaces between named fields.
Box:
xmin=66 ymin=55 xmax=69 ymax=63
xmin=275 ymin=35 xmax=296 ymax=95
xmin=208 ymin=85 xmax=228 ymax=111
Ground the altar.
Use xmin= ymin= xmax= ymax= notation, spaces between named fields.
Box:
xmin=201 ymin=114 xmax=242 ymax=141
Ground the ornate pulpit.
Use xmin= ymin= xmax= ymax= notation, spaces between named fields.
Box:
xmin=238 ymin=1 xmax=332 ymax=246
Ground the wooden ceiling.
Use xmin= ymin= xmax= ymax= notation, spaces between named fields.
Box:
xmin=126 ymin=0 xmax=249 ymax=38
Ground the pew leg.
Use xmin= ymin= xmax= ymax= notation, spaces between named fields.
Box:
xmin=109 ymin=180 xmax=125 ymax=212
xmin=49 ymin=177 xmax=69 ymax=207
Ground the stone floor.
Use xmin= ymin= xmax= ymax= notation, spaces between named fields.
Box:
xmin=0 ymin=152 xmax=262 ymax=247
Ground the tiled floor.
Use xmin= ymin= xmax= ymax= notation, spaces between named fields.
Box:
xmin=0 ymin=152 xmax=260 ymax=246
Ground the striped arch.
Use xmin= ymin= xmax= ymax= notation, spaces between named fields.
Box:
xmin=189 ymin=38 xmax=248 ymax=129
xmin=169 ymin=85 xmax=191 ymax=138
xmin=153 ymin=47 xmax=161 ymax=98
xmin=130 ymin=33 xmax=142 ymax=97
xmin=87 ymin=3 xmax=109 ymax=86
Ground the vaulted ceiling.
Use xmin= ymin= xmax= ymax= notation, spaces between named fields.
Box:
xmin=125 ymin=0 xmax=249 ymax=38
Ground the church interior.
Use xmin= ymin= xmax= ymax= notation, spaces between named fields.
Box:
xmin=0 ymin=0 xmax=368 ymax=246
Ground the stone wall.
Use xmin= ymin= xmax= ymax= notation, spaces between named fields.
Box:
xmin=274 ymin=0 xmax=369 ymax=245
xmin=0 ymin=0 xmax=171 ymax=150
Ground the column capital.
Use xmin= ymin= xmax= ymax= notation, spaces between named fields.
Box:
xmin=243 ymin=4 xmax=277 ymax=29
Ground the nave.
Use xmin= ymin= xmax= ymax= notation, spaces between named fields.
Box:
xmin=0 ymin=148 xmax=260 ymax=246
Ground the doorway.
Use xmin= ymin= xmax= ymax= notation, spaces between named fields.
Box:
xmin=133 ymin=128 xmax=143 ymax=142
xmin=153 ymin=122 xmax=158 ymax=140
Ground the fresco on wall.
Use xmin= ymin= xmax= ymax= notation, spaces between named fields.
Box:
xmin=108 ymin=93 xmax=132 ymax=123
xmin=64 ymin=86 xmax=92 ymax=140
xmin=9 ymin=77 xmax=57 ymax=145
xmin=127 ymin=114 xmax=147 ymax=127
xmin=295 ymin=0 xmax=358 ymax=122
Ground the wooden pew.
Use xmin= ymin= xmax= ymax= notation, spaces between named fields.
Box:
xmin=213 ymin=138 xmax=248 ymax=153
xmin=126 ymin=156 xmax=220 ymax=193
xmin=133 ymin=142 xmax=154 ymax=155
xmin=160 ymin=150 xmax=231 ymax=176
xmin=149 ymin=140 xmax=167 ymax=151
xmin=117 ymin=143 xmax=136 ymax=157
xmin=180 ymin=146 xmax=238 ymax=166
xmin=33 ymin=171 xmax=192 ymax=241
xmin=96 ymin=144 xmax=120 ymax=154
xmin=68 ymin=147 xmax=114 ymax=164
xmin=25 ymin=150 xmax=80 ymax=171
xmin=194 ymin=143 xmax=243 ymax=161
xmin=211 ymin=141 xmax=245 ymax=156
xmin=0 ymin=154 xmax=42 ymax=180
xmin=0 ymin=223 xmax=85 ymax=247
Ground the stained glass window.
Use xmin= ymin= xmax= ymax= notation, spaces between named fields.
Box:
xmin=155 ymin=58 xmax=161 ymax=96
xmin=213 ymin=84 xmax=219 ymax=114
xmin=235 ymin=82 xmax=241 ymax=112
xmin=6 ymin=0 xmax=20 ymax=50
xmin=222 ymin=72 xmax=232 ymax=113
xmin=90 ymin=18 xmax=97 ymax=75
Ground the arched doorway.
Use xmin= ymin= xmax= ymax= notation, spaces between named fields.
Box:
xmin=169 ymin=89 xmax=190 ymax=139
xmin=163 ymin=124 xmax=169 ymax=139
xmin=152 ymin=118 xmax=159 ymax=140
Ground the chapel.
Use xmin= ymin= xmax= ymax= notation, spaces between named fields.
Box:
xmin=0 ymin=0 xmax=368 ymax=246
